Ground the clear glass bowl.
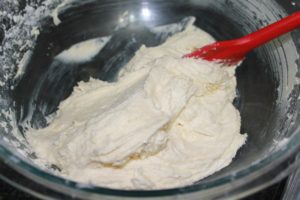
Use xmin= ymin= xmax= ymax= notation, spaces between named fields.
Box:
xmin=1 ymin=0 xmax=300 ymax=199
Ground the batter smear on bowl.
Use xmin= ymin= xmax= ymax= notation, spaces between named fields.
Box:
xmin=27 ymin=21 xmax=247 ymax=190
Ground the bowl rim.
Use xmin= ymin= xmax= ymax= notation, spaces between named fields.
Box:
xmin=1 ymin=130 xmax=300 ymax=198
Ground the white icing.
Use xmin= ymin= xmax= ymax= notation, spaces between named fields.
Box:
xmin=31 ymin=27 xmax=40 ymax=38
xmin=56 ymin=37 xmax=111 ymax=63
xmin=27 ymin=23 xmax=246 ymax=189
xmin=51 ymin=0 xmax=68 ymax=25
xmin=15 ymin=50 xmax=33 ymax=79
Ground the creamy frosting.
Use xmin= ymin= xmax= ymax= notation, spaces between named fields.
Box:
xmin=27 ymin=21 xmax=246 ymax=189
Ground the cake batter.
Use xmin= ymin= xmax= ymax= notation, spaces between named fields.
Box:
xmin=27 ymin=21 xmax=246 ymax=189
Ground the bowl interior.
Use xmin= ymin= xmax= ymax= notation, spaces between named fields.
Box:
xmin=1 ymin=0 xmax=299 ymax=191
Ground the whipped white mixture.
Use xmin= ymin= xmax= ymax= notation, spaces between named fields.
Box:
xmin=27 ymin=21 xmax=246 ymax=189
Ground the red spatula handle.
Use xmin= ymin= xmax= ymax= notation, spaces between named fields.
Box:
xmin=240 ymin=11 xmax=300 ymax=50
xmin=184 ymin=11 xmax=300 ymax=65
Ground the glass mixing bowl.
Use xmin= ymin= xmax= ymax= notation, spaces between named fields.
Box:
xmin=1 ymin=0 xmax=300 ymax=199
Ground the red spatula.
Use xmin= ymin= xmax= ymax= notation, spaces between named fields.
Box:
xmin=184 ymin=11 xmax=300 ymax=66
